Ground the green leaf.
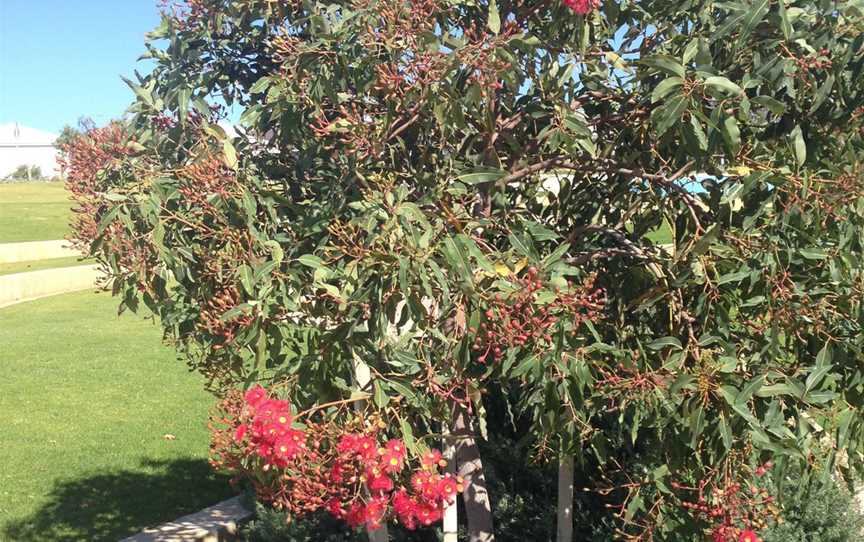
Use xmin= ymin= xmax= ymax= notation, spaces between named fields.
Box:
xmin=805 ymin=364 xmax=831 ymax=394
xmin=652 ymin=77 xmax=683 ymax=103
xmin=442 ymin=236 xmax=474 ymax=289
xmin=373 ymin=381 xmax=390 ymax=408
xmin=511 ymin=354 xmax=539 ymax=377
xmin=250 ymin=76 xmax=271 ymax=94
xmin=121 ymin=76 xmax=155 ymax=108
xmin=704 ymin=76 xmax=742 ymax=96
xmin=238 ymin=265 xmax=254 ymax=295
xmin=799 ymin=248 xmax=827 ymax=260
xmin=737 ymin=375 xmax=764 ymax=404
xmin=810 ymin=74 xmax=834 ymax=112
xmin=790 ymin=125 xmax=806 ymax=166
xmin=399 ymin=417 xmax=417 ymax=455
xmin=816 ymin=344 xmax=832 ymax=368
xmin=741 ymin=0 xmax=770 ymax=36
xmin=96 ymin=206 xmax=122 ymax=236
xmin=457 ymin=170 xmax=507 ymax=185
xmin=777 ymin=0 xmax=792 ymax=39
xmin=755 ymin=383 xmax=796 ymax=397
xmin=653 ymin=94 xmax=689 ymax=136
xmin=178 ymin=87 xmax=191 ymax=122
xmin=687 ymin=115 xmax=708 ymax=151
xmin=487 ymin=0 xmax=500 ymax=34
xmin=751 ymin=95 xmax=786 ymax=115
xmin=683 ymin=39 xmax=700 ymax=65
xmin=223 ymin=138 xmax=238 ymax=170
xmin=647 ymin=337 xmax=683 ymax=351
xmin=457 ymin=234 xmax=495 ymax=274
xmin=721 ymin=116 xmax=741 ymax=153
xmin=297 ymin=254 xmax=325 ymax=269
xmin=624 ymin=490 xmax=643 ymax=522
xmin=717 ymin=269 xmax=749 ymax=285
xmin=264 ymin=240 xmax=284 ymax=264
xmin=641 ymin=55 xmax=685 ymax=77
xmin=508 ymin=232 xmax=538 ymax=260
xmin=690 ymin=406 xmax=706 ymax=448
xmin=719 ymin=413 xmax=733 ymax=450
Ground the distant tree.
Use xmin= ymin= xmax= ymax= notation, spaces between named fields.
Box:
xmin=4 ymin=165 xmax=43 ymax=182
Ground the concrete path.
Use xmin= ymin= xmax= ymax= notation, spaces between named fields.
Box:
xmin=120 ymin=496 xmax=252 ymax=542
xmin=0 ymin=264 xmax=101 ymax=308
xmin=0 ymin=239 xmax=82 ymax=263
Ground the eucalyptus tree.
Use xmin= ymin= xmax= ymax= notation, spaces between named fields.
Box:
xmin=66 ymin=0 xmax=864 ymax=539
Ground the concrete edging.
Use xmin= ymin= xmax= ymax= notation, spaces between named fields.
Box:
xmin=0 ymin=264 xmax=101 ymax=308
xmin=0 ymin=239 xmax=82 ymax=263
xmin=120 ymin=496 xmax=253 ymax=542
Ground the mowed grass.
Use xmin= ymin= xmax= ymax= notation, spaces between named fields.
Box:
xmin=0 ymin=182 xmax=73 ymax=242
xmin=0 ymin=291 xmax=234 ymax=541
xmin=0 ymin=255 xmax=93 ymax=276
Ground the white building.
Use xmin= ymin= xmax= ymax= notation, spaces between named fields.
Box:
xmin=0 ymin=123 xmax=60 ymax=179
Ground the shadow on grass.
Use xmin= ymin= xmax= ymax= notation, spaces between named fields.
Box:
xmin=2 ymin=458 xmax=235 ymax=542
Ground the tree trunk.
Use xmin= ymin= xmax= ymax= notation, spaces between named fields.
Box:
xmin=443 ymin=426 xmax=458 ymax=542
xmin=353 ymin=351 xmax=390 ymax=542
xmin=367 ymin=527 xmax=389 ymax=542
xmin=453 ymin=403 xmax=495 ymax=542
xmin=556 ymin=455 xmax=574 ymax=542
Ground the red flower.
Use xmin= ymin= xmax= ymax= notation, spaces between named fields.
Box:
xmin=364 ymin=496 xmax=388 ymax=529
xmin=384 ymin=439 xmax=406 ymax=457
xmin=330 ymin=461 xmax=345 ymax=482
xmin=233 ymin=423 xmax=247 ymax=442
xmin=366 ymin=466 xmax=394 ymax=493
xmin=411 ymin=471 xmax=433 ymax=492
xmin=243 ymin=385 xmax=268 ymax=407
xmin=272 ymin=430 xmax=304 ymax=462
xmin=415 ymin=501 xmax=443 ymax=526
xmin=260 ymin=422 xmax=285 ymax=440
xmin=346 ymin=502 xmax=366 ymax=528
xmin=421 ymin=448 xmax=443 ymax=469
xmin=562 ymin=0 xmax=601 ymax=15
xmin=380 ymin=451 xmax=404 ymax=473
xmin=326 ymin=497 xmax=344 ymax=518
xmin=338 ymin=433 xmax=360 ymax=454
xmin=356 ymin=435 xmax=379 ymax=461
xmin=392 ymin=489 xmax=418 ymax=529
xmin=420 ymin=474 xmax=442 ymax=502
xmin=256 ymin=442 xmax=273 ymax=458
xmin=436 ymin=475 xmax=461 ymax=503
xmin=739 ymin=530 xmax=761 ymax=542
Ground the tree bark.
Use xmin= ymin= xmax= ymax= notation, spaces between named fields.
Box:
xmin=453 ymin=403 xmax=495 ymax=542
xmin=556 ymin=455 xmax=575 ymax=542
xmin=443 ymin=426 xmax=458 ymax=542
xmin=353 ymin=351 xmax=390 ymax=542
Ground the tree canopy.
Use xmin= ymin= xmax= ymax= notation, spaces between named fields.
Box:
xmin=65 ymin=0 xmax=864 ymax=539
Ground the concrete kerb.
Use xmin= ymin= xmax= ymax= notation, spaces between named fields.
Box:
xmin=0 ymin=264 xmax=101 ymax=308
xmin=0 ymin=239 xmax=83 ymax=263
xmin=120 ymin=496 xmax=253 ymax=542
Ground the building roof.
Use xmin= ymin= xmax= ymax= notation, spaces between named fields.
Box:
xmin=0 ymin=123 xmax=57 ymax=147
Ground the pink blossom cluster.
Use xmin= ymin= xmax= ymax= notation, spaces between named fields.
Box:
xmin=563 ymin=0 xmax=601 ymax=15
xmin=233 ymin=385 xmax=306 ymax=468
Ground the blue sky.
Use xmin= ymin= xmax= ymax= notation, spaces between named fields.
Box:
xmin=0 ymin=0 xmax=162 ymax=135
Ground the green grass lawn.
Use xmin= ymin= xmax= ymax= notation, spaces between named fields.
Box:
xmin=0 ymin=255 xmax=94 ymax=276
xmin=0 ymin=291 xmax=234 ymax=541
xmin=0 ymin=182 xmax=73 ymax=243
